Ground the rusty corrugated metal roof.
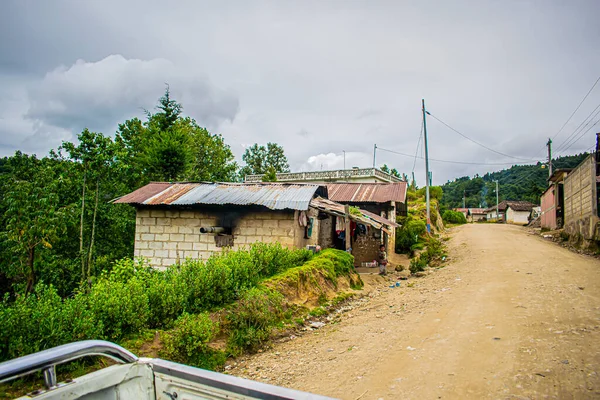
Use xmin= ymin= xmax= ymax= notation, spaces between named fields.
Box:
xmin=112 ymin=182 xmax=172 ymax=204
xmin=326 ymin=182 xmax=407 ymax=204
xmin=113 ymin=182 xmax=323 ymax=210
xmin=309 ymin=197 xmax=399 ymax=229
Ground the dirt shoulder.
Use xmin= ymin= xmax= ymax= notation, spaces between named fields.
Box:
xmin=226 ymin=224 xmax=600 ymax=399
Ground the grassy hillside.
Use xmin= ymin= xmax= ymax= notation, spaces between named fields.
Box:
xmin=440 ymin=153 xmax=590 ymax=209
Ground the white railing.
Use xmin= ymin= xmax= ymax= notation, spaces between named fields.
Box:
xmin=245 ymin=168 xmax=403 ymax=183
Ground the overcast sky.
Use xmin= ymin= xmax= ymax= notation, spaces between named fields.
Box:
xmin=1 ymin=0 xmax=599 ymax=184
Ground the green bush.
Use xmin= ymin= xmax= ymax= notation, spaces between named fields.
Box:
xmin=396 ymin=217 xmax=428 ymax=254
xmin=161 ymin=313 xmax=226 ymax=370
xmin=0 ymin=244 xmax=317 ymax=362
xmin=87 ymin=277 xmax=149 ymax=340
xmin=409 ymin=237 xmax=447 ymax=274
xmin=226 ymin=287 xmax=284 ymax=355
xmin=0 ymin=285 xmax=102 ymax=361
xmin=442 ymin=210 xmax=467 ymax=224
xmin=145 ymin=269 xmax=187 ymax=329
xmin=417 ymin=186 xmax=443 ymax=201
xmin=181 ymin=243 xmax=312 ymax=314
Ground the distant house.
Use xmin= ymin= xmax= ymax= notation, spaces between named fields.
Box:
xmin=467 ymin=208 xmax=487 ymax=222
xmin=114 ymin=182 xmax=398 ymax=269
xmin=505 ymin=201 xmax=537 ymax=224
xmin=484 ymin=204 xmax=504 ymax=221
xmin=540 ymin=169 xmax=571 ymax=230
xmin=453 ymin=208 xmax=469 ymax=218
xmin=484 ymin=200 xmax=536 ymax=224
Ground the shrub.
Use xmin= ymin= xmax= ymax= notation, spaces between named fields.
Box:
xmin=409 ymin=256 xmax=428 ymax=274
xmin=396 ymin=217 xmax=428 ymax=254
xmin=409 ymin=237 xmax=447 ymax=275
xmin=181 ymin=243 xmax=312 ymax=314
xmin=161 ymin=313 xmax=226 ymax=370
xmin=225 ymin=287 xmax=284 ymax=355
xmin=145 ymin=269 xmax=187 ymax=329
xmin=0 ymin=285 xmax=102 ymax=361
xmin=442 ymin=210 xmax=467 ymax=224
xmin=87 ymin=277 xmax=149 ymax=339
xmin=416 ymin=186 xmax=443 ymax=201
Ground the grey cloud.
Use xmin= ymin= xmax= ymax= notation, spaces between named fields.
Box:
xmin=0 ymin=55 xmax=239 ymax=156
xmin=2 ymin=0 xmax=600 ymax=183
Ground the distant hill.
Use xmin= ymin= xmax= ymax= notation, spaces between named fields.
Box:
xmin=440 ymin=153 xmax=590 ymax=209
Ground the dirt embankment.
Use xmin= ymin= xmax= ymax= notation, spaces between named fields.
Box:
xmin=227 ymin=224 xmax=600 ymax=399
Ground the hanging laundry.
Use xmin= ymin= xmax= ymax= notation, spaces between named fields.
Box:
xmin=298 ymin=211 xmax=308 ymax=227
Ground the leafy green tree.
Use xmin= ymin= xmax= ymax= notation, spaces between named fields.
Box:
xmin=184 ymin=118 xmax=238 ymax=182
xmin=2 ymin=162 xmax=66 ymax=293
xmin=380 ymin=164 xmax=402 ymax=178
xmin=61 ymin=129 xmax=115 ymax=285
xmin=261 ymin=167 xmax=278 ymax=182
xmin=241 ymin=143 xmax=290 ymax=177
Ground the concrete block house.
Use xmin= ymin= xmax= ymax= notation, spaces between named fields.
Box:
xmin=484 ymin=200 xmax=536 ymax=224
xmin=114 ymin=182 xmax=398 ymax=269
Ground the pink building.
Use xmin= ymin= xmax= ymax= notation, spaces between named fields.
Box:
xmin=541 ymin=186 xmax=556 ymax=230
xmin=540 ymin=169 xmax=571 ymax=231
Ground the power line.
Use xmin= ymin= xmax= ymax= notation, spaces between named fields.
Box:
xmin=533 ymin=75 xmax=600 ymax=157
xmin=427 ymin=112 xmax=539 ymax=162
xmin=555 ymin=103 xmax=600 ymax=155
xmin=552 ymin=75 xmax=600 ymax=141
xmin=411 ymin=119 xmax=424 ymax=174
xmin=557 ymin=117 xmax=600 ymax=155
xmin=376 ymin=146 xmax=537 ymax=166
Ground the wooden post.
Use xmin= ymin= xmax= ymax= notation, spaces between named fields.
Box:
xmin=344 ymin=205 xmax=351 ymax=251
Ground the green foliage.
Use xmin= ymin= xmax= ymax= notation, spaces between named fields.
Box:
xmin=395 ymin=217 xmax=427 ymax=254
xmin=181 ymin=243 xmax=312 ymax=314
xmin=2 ymin=159 xmax=67 ymax=293
xmin=0 ymin=243 xmax=315 ymax=362
xmin=380 ymin=164 xmax=402 ymax=178
xmin=309 ymin=306 xmax=327 ymax=317
xmin=87 ymin=277 xmax=149 ymax=340
xmin=0 ymin=87 xmax=242 ymax=300
xmin=225 ymin=287 xmax=285 ymax=354
xmin=0 ymin=285 xmax=102 ymax=361
xmin=261 ymin=166 xmax=278 ymax=182
xmin=409 ymin=237 xmax=447 ymax=274
xmin=442 ymin=210 xmax=467 ymax=224
xmin=240 ymin=142 xmax=290 ymax=176
xmin=417 ymin=186 xmax=443 ymax=201
xmin=161 ymin=313 xmax=226 ymax=370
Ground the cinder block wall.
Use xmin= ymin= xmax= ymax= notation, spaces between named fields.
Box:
xmin=564 ymin=155 xmax=598 ymax=240
xmin=134 ymin=207 xmax=319 ymax=269
xmin=352 ymin=232 xmax=381 ymax=266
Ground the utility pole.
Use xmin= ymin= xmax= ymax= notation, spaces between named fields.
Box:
xmin=494 ymin=180 xmax=499 ymax=222
xmin=373 ymin=144 xmax=377 ymax=169
xmin=422 ymin=99 xmax=431 ymax=233
xmin=463 ymin=190 xmax=466 ymax=209
xmin=343 ymin=150 xmax=346 ymax=170
xmin=547 ymin=138 xmax=553 ymax=179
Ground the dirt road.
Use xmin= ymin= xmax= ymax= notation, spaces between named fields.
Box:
xmin=228 ymin=224 xmax=600 ymax=399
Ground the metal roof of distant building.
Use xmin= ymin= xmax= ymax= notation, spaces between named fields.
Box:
xmin=468 ymin=208 xmax=487 ymax=214
xmin=484 ymin=200 xmax=536 ymax=213
xmin=326 ymin=182 xmax=407 ymax=203
xmin=113 ymin=182 xmax=325 ymax=210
